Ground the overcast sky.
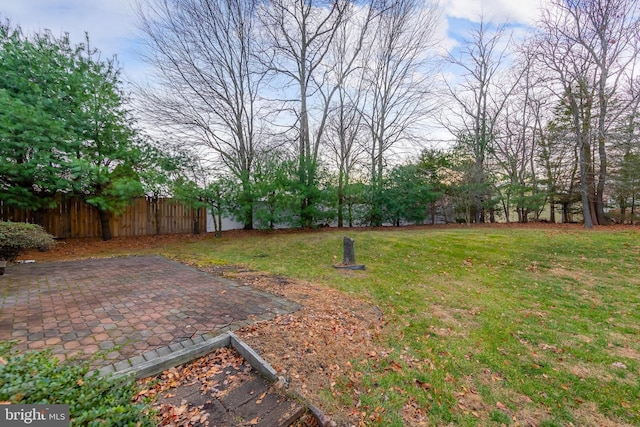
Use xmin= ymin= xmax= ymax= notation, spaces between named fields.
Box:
xmin=0 ymin=0 xmax=546 ymax=83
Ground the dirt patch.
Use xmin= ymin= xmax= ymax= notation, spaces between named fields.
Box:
xmin=609 ymin=345 xmax=640 ymax=361
xmin=426 ymin=304 xmax=481 ymax=338
xmin=566 ymin=362 xmax=613 ymax=382
xmin=572 ymin=402 xmax=637 ymax=427
xmin=463 ymin=371 xmax=552 ymax=426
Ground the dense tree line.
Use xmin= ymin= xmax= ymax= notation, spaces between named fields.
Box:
xmin=2 ymin=0 xmax=640 ymax=234
xmin=134 ymin=0 xmax=640 ymax=229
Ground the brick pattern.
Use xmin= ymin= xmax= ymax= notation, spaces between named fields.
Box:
xmin=0 ymin=256 xmax=299 ymax=367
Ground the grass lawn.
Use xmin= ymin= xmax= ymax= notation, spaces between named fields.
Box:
xmin=149 ymin=225 xmax=640 ymax=426
xmin=29 ymin=225 xmax=639 ymax=426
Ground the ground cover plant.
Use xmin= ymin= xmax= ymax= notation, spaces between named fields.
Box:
xmin=22 ymin=225 xmax=640 ymax=426
xmin=0 ymin=342 xmax=156 ymax=426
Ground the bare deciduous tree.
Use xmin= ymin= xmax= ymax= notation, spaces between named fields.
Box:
xmin=258 ymin=0 xmax=349 ymax=226
xmin=610 ymin=72 xmax=640 ymax=223
xmin=444 ymin=19 xmax=522 ymax=223
xmin=136 ymin=0 xmax=265 ymax=229
xmin=360 ymin=0 xmax=442 ymax=226
xmin=323 ymin=4 xmax=375 ymax=227
xmin=492 ymin=51 xmax=549 ymax=223
xmin=537 ymin=0 xmax=640 ymax=227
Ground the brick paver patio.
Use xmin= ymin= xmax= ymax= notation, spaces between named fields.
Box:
xmin=0 ymin=256 xmax=299 ymax=366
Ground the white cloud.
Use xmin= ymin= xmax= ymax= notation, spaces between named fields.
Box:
xmin=443 ymin=0 xmax=551 ymax=26
xmin=439 ymin=0 xmax=556 ymax=60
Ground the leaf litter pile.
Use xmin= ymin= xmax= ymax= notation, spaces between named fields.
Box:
xmin=135 ymin=347 xmax=244 ymax=426
xmin=208 ymin=269 xmax=387 ymax=426
xmin=135 ymin=346 xmax=317 ymax=426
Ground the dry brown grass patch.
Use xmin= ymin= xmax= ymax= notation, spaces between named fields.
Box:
xmin=572 ymin=402 xmax=637 ymax=427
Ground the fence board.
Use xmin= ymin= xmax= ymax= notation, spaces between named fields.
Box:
xmin=0 ymin=197 xmax=206 ymax=238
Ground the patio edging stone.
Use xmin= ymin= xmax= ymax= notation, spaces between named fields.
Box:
xmin=96 ymin=330 xmax=329 ymax=426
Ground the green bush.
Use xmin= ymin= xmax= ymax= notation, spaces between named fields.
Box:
xmin=0 ymin=221 xmax=55 ymax=261
xmin=0 ymin=343 xmax=156 ymax=426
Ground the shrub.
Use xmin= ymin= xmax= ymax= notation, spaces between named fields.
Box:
xmin=0 ymin=342 xmax=156 ymax=426
xmin=0 ymin=221 xmax=55 ymax=261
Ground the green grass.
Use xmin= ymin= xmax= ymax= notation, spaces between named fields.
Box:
xmin=156 ymin=227 xmax=640 ymax=426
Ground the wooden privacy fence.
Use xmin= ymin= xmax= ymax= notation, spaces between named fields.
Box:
xmin=0 ymin=197 xmax=206 ymax=238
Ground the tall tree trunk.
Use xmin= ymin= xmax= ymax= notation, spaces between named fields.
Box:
xmin=595 ymin=112 xmax=609 ymax=225
xmin=587 ymin=158 xmax=599 ymax=225
xmin=154 ymin=198 xmax=161 ymax=235
xmin=570 ymin=97 xmax=594 ymax=228
xmin=619 ymin=197 xmax=627 ymax=224
xmin=431 ymin=201 xmax=436 ymax=225
xmin=243 ymin=211 xmax=253 ymax=230
xmin=579 ymin=142 xmax=594 ymax=229
xmin=98 ymin=209 xmax=112 ymax=241
xmin=337 ymin=172 xmax=344 ymax=228
xmin=193 ymin=207 xmax=200 ymax=235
